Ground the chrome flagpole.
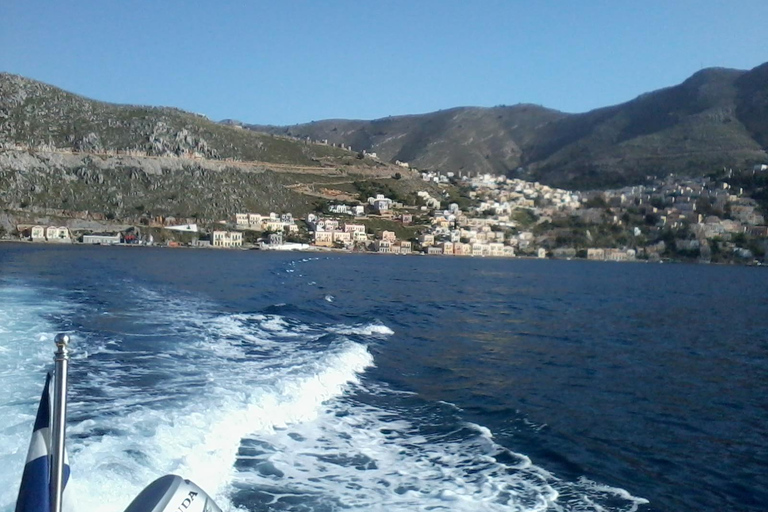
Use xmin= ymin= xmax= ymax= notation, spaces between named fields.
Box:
xmin=50 ymin=334 xmax=70 ymax=512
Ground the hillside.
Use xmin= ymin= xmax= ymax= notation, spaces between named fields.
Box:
xmin=0 ymin=73 xmax=417 ymax=228
xmin=247 ymin=63 xmax=768 ymax=189
xmin=246 ymin=104 xmax=567 ymax=178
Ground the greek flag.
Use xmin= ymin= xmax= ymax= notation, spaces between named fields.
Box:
xmin=15 ymin=373 xmax=70 ymax=512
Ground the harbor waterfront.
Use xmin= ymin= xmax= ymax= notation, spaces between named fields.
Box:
xmin=1 ymin=244 xmax=766 ymax=512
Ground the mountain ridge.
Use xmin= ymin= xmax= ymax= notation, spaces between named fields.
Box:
xmin=243 ymin=63 xmax=768 ymax=188
xmin=1 ymin=62 xmax=767 ymax=212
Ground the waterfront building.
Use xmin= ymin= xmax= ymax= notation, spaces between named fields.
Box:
xmin=418 ymin=234 xmax=435 ymax=247
xmin=83 ymin=233 xmax=121 ymax=245
xmin=31 ymin=225 xmax=46 ymax=241
xmin=45 ymin=226 xmax=72 ymax=243
xmin=313 ymin=231 xmax=333 ymax=247
xmin=212 ymin=230 xmax=243 ymax=248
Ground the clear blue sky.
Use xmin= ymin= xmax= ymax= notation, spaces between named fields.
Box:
xmin=1 ymin=0 xmax=766 ymax=125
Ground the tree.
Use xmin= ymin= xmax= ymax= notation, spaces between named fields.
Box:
xmin=584 ymin=196 xmax=608 ymax=209
xmin=644 ymin=213 xmax=660 ymax=225
xmin=512 ymin=208 xmax=538 ymax=227
xmin=732 ymin=232 xmax=747 ymax=246
xmin=242 ymin=231 xmax=261 ymax=244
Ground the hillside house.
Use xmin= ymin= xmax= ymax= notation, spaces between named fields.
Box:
xmin=369 ymin=195 xmax=393 ymax=213
xmin=328 ymin=204 xmax=351 ymax=215
xmin=344 ymin=223 xmax=366 ymax=234
xmin=235 ymin=213 xmax=249 ymax=228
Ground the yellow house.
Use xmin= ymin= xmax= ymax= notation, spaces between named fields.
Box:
xmin=587 ymin=248 xmax=606 ymax=260
xmin=265 ymin=221 xmax=285 ymax=232
xmin=235 ymin=213 xmax=249 ymax=228
xmin=313 ymin=231 xmax=334 ymax=247
xmin=439 ymin=242 xmax=454 ymax=255
xmin=381 ymin=230 xmax=397 ymax=242
xmin=394 ymin=241 xmax=412 ymax=254
xmin=212 ymin=230 xmax=243 ymax=248
xmin=333 ymin=231 xmax=352 ymax=244
xmin=471 ymin=243 xmax=489 ymax=256
xmin=418 ymin=234 xmax=435 ymax=247
xmin=489 ymin=243 xmax=506 ymax=257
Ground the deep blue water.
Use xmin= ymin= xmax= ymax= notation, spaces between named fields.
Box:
xmin=1 ymin=243 xmax=766 ymax=512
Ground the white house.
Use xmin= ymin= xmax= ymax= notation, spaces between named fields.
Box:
xmin=83 ymin=234 xmax=121 ymax=245
xmin=30 ymin=226 xmax=46 ymax=241
xmin=45 ymin=226 xmax=72 ymax=243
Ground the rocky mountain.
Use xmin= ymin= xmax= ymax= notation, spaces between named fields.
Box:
xmin=247 ymin=63 xmax=768 ymax=189
xmin=0 ymin=73 xmax=408 ymax=228
xmin=0 ymin=72 xmax=362 ymax=166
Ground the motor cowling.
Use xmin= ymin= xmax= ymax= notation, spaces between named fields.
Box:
xmin=122 ymin=475 xmax=222 ymax=512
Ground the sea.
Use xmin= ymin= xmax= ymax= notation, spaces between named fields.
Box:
xmin=0 ymin=243 xmax=766 ymax=512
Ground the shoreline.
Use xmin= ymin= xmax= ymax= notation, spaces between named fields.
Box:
xmin=2 ymin=239 xmax=761 ymax=266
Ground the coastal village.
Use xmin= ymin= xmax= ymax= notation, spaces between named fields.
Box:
xmin=7 ymin=164 xmax=768 ymax=264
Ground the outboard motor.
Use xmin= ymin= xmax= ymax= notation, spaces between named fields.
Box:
xmin=122 ymin=475 xmax=223 ymax=512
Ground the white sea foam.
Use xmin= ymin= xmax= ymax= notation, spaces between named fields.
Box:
xmin=59 ymin=286 xmax=374 ymax=512
xmin=331 ymin=322 xmax=395 ymax=337
xmin=233 ymin=392 xmax=562 ymax=512
xmin=233 ymin=384 xmax=648 ymax=512
xmin=0 ymin=283 xmax=77 ymax=510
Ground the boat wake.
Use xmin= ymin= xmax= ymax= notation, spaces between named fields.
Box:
xmin=0 ymin=279 xmax=646 ymax=512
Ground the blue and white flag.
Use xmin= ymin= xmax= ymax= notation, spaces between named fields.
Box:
xmin=15 ymin=373 xmax=70 ymax=512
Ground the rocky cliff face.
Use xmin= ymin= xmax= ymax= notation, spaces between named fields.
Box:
xmin=0 ymin=149 xmax=310 ymax=222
